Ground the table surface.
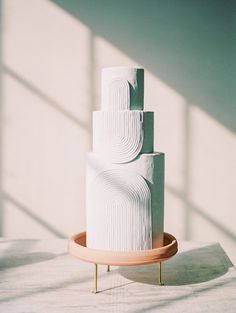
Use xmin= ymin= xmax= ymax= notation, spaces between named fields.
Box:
xmin=0 ymin=238 xmax=235 ymax=313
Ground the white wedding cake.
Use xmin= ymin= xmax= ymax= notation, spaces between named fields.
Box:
xmin=86 ymin=67 xmax=164 ymax=251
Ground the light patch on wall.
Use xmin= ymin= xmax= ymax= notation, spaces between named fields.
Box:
xmin=145 ymin=70 xmax=187 ymax=191
xmin=93 ymin=35 xmax=141 ymax=111
xmin=190 ymin=105 xmax=236 ymax=238
xmin=1 ymin=0 xmax=92 ymax=237
xmin=164 ymin=189 xmax=186 ymax=238
xmin=2 ymin=0 xmax=92 ymax=123
xmin=2 ymin=73 xmax=89 ymax=237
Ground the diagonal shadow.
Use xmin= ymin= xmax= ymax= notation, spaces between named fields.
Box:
xmin=119 ymin=243 xmax=234 ymax=286
xmin=53 ymin=0 xmax=236 ymax=134
xmin=0 ymin=263 xmax=118 ymax=303
xmin=129 ymin=277 xmax=236 ymax=313
xmin=2 ymin=65 xmax=90 ymax=131
xmin=166 ymin=185 xmax=236 ymax=242
xmin=0 ymin=251 xmax=67 ymax=270
xmin=3 ymin=192 xmax=66 ymax=238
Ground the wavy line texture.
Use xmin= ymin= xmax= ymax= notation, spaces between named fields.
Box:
xmin=86 ymin=169 xmax=152 ymax=251
xmin=107 ymin=78 xmax=130 ymax=110
xmin=101 ymin=67 xmax=144 ymax=110
xmin=86 ymin=152 xmax=165 ymax=249
xmin=93 ymin=111 xmax=153 ymax=163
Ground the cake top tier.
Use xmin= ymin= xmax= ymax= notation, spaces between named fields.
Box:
xmin=101 ymin=67 xmax=144 ymax=111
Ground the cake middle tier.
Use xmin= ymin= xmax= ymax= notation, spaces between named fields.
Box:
xmin=93 ymin=111 xmax=154 ymax=163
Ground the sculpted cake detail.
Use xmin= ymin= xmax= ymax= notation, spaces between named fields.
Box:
xmin=86 ymin=67 xmax=164 ymax=251
xmin=101 ymin=67 xmax=144 ymax=111
xmin=93 ymin=111 xmax=153 ymax=163
xmin=87 ymin=168 xmax=152 ymax=251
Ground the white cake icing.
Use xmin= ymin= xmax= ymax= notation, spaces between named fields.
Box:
xmin=101 ymin=67 xmax=144 ymax=111
xmin=86 ymin=66 xmax=164 ymax=251
xmin=93 ymin=111 xmax=153 ymax=163
xmin=86 ymin=152 xmax=164 ymax=250
xmin=108 ymin=78 xmax=130 ymax=110
xmin=86 ymin=168 xmax=152 ymax=251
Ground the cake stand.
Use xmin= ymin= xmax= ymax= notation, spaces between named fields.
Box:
xmin=68 ymin=231 xmax=178 ymax=293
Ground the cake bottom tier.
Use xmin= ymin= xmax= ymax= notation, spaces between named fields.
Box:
xmin=86 ymin=152 xmax=164 ymax=251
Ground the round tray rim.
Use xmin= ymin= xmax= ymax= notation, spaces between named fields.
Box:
xmin=68 ymin=231 xmax=178 ymax=266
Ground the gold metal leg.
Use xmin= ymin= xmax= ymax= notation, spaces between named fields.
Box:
xmin=158 ymin=262 xmax=164 ymax=286
xmin=91 ymin=263 xmax=98 ymax=293
xmin=106 ymin=265 xmax=110 ymax=272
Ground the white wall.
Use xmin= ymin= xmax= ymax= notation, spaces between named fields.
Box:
xmin=0 ymin=0 xmax=235 ymax=264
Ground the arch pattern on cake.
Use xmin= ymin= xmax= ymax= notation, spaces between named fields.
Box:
xmin=93 ymin=111 xmax=144 ymax=163
xmin=106 ymin=78 xmax=130 ymax=110
xmin=101 ymin=67 xmax=144 ymax=111
xmin=86 ymin=169 xmax=152 ymax=251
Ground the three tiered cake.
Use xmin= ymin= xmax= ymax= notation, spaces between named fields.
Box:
xmin=86 ymin=67 xmax=164 ymax=251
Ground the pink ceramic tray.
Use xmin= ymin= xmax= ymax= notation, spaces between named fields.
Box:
xmin=68 ymin=231 xmax=178 ymax=266
xmin=68 ymin=231 xmax=178 ymax=293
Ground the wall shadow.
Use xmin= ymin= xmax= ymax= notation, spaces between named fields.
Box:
xmin=3 ymin=65 xmax=90 ymax=131
xmin=3 ymin=192 xmax=66 ymax=238
xmin=166 ymin=185 xmax=236 ymax=242
xmin=119 ymin=243 xmax=233 ymax=286
xmin=53 ymin=0 xmax=236 ymax=133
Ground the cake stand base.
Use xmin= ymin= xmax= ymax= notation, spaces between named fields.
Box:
xmin=68 ymin=231 xmax=178 ymax=293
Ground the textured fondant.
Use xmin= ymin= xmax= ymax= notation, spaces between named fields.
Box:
xmin=86 ymin=152 xmax=164 ymax=250
xmin=101 ymin=67 xmax=144 ymax=110
xmin=86 ymin=168 xmax=152 ymax=251
xmin=86 ymin=66 xmax=164 ymax=252
xmin=108 ymin=78 xmax=130 ymax=110
xmin=93 ymin=111 xmax=153 ymax=163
